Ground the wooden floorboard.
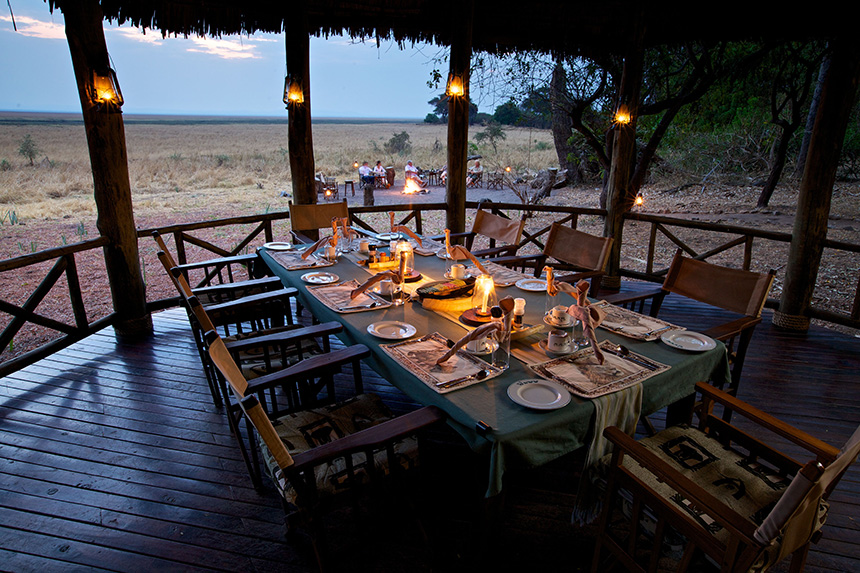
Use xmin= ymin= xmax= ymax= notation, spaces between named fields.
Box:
xmin=1 ymin=293 xmax=858 ymax=572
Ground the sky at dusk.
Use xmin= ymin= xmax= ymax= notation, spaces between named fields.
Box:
xmin=1 ymin=2 xmax=495 ymax=118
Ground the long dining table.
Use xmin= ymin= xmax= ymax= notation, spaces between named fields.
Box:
xmin=260 ymin=242 xmax=731 ymax=497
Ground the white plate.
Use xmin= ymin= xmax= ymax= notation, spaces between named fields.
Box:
xmin=543 ymin=313 xmax=575 ymax=329
xmin=367 ymin=321 xmax=417 ymax=340
xmin=463 ymin=338 xmax=498 ymax=356
xmin=660 ymin=330 xmax=716 ymax=352
xmin=507 ymin=379 xmax=571 ymax=410
xmin=444 ymin=271 xmax=473 ymax=280
xmin=515 ymin=278 xmax=546 ymax=292
xmin=301 ymin=271 xmax=339 ymax=284
xmin=376 ymin=232 xmax=400 ymax=241
xmin=538 ymin=339 xmax=574 ymax=358
xmin=263 ymin=241 xmax=295 ymax=251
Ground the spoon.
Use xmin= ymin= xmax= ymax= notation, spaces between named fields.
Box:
xmin=436 ymin=369 xmax=488 ymax=388
xmin=613 ymin=345 xmax=657 ymax=370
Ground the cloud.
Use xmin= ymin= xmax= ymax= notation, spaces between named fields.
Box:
xmin=186 ymin=36 xmax=260 ymax=60
xmin=1 ymin=15 xmax=66 ymax=40
xmin=110 ymin=26 xmax=163 ymax=45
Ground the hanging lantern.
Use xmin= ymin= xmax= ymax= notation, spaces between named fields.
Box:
xmin=91 ymin=68 xmax=123 ymax=108
xmin=445 ymin=73 xmax=465 ymax=97
xmin=353 ymin=161 xmax=360 ymax=169
xmin=614 ymin=104 xmax=632 ymax=126
xmin=634 ymin=192 xmax=644 ymax=207
xmin=283 ymin=75 xmax=304 ymax=105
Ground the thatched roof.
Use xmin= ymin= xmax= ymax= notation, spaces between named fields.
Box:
xmin=49 ymin=1 xmax=852 ymax=57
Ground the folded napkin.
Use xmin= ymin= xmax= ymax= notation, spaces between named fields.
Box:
xmin=545 ymin=270 xmax=607 ymax=364
xmin=448 ymin=245 xmax=489 ymax=275
xmin=350 ymin=256 xmax=407 ymax=300
xmin=435 ymin=297 xmax=514 ymax=364
xmin=392 ymin=225 xmax=422 ymax=247
xmin=301 ymin=235 xmax=333 ymax=259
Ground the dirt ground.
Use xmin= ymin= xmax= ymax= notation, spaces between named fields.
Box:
xmin=1 ymin=176 xmax=858 ymax=363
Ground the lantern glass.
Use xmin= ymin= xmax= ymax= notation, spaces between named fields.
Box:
xmin=471 ymin=274 xmax=497 ymax=317
xmin=445 ymin=73 xmax=465 ymax=97
xmin=614 ymin=104 xmax=631 ymax=125
xmin=283 ymin=76 xmax=304 ymax=104
xmin=395 ymin=241 xmax=414 ymax=275
xmin=91 ymin=69 xmax=123 ymax=107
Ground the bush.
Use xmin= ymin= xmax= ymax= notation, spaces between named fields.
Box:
xmin=18 ymin=134 xmax=40 ymax=166
xmin=0 ymin=159 xmax=10 ymax=172
xmin=383 ymin=131 xmax=412 ymax=156
xmin=424 ymin=113 xmax=442 ymax=124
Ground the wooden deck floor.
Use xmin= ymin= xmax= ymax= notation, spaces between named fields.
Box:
xmin=1 ymin=292 xmax=858 ymax=572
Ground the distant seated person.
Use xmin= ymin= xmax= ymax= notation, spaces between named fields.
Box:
xmin=373 ymin=160 xmax=389 ymax=188
xmin=466 ymin=160 xmax=483 ymax=187
xmin=358 ymin=161 xmax=374 ymax=186
xmin=405 ymin=160 xmax=425 ymax=186
xmin=439 ymin=165 xmax=448 ymax=185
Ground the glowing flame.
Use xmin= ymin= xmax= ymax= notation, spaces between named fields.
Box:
xmin=505 ymin=166 xmax=512 ymax=173
xmin=403 ymin=179 xmax=421 ymax=194
xmin=634 ymin=193 xmax=644 ymax=207
xmin=614 ymin=105 xmax=631 ymax=125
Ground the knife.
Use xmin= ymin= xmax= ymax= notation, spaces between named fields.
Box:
xmin=338 ymin=301 xmax=380 ymax=311
xmin=604 ymin=348 xmax=658 ymax=370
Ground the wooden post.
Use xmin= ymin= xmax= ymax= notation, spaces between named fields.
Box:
xmin=445 ymin=0 xmax=473 ymax=235
xmin=775 ymin=41 xmax=860 ymax=331
xmin=61 ymin=0 xmax=152 ymax=339
xmin=602 ymin=20 xmax=644 ymax=290
xmin=286 ymin=13 xmax=316 ymax=207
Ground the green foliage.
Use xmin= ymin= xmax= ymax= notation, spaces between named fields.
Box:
xmin=75 ymin=221 xmax=88 ymax=237
xmin=1 ymin=209 xmax=20 ymax=225
xmin=383 ymin=131 xmax=412 ymax=156
xmin=424 ymin=113 xmax=442 ymax=124
xmin=0 ymin=158 xmax=10 ymax=171
xmin=533 ymin=141 xmax=552 ymax=151
xmin=493 ymin=100 xmax=522 ymax=125
xmin=18 ymin=134 xmax=40 ymax=166
xmin=474 ymin=121 xmax=507 ymax=153
xmin=214 ymin=154 xmax=230 ymax=166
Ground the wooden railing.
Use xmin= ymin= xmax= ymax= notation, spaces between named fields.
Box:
xmin=0 ymin=237 xmax=114 ymax=377
xmin=3 ymin=201 xmax=858 ymax=377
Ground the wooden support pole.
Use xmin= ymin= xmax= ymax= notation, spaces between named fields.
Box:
xmin=775 ymin=41 xmax=860 ymax=331
xmin=61 ymin=0 xmax=152 ymax=339
xmin=286 ymin=13 xmax=316 ymax=207
xmin=602 ymin=18 xmax=645 ymax=290
xmin=445 ymin=0 xmax=474 ymax=235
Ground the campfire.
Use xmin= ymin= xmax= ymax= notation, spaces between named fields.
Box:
xmin=402 ymin=179 xmax=429 ymax=195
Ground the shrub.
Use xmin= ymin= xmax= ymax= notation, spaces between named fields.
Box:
xmin=383 ymin=131 xmax=412 ymax=156
xmin=18 ymin=134 xmax=40 ymax=166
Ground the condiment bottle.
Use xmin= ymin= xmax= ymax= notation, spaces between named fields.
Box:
xmin=513 ymin=298 xmax=526 ymax=329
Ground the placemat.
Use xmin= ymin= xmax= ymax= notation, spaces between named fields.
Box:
xmin=463 ymin=260 xmax=532 ymax=287
xmin=305 ymin=279 xmax=392 ymax=313
xmin=380 ymin=332 xmax=504 ymax=394
xmin=591 ymin=300 xmax=684 ymax=341
xmin=269 ymin=249 xmax=335 ymax=271
xmin=527 ymin=340 xmax=669 ymax=398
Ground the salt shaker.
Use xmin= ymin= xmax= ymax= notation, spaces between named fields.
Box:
xmin=513 ymin=297 xmax=526 ymax=329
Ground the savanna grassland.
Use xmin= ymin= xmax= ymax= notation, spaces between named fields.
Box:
xmin=1 ymin=113 xmax=858 ymax=362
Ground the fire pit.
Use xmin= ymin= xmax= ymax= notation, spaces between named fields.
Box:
xmin=402 ymin=179 xmax=430 ymax=195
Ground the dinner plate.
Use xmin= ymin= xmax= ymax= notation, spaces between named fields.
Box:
xmin=376 ymin=232 xmax=401 ymax=241
xmin=507 ymin=379 xmax=571 ymax=410
xmin=538 ymin=339 xmax=574 ymax=358
xmin=515 ymin=278 xmax=546 ymax=292
xmin=543 ymin=313 xmax=575 ymax=329
xmin=263 ymin=241 xmax=295 ymax=251
xmin=660 ymin=330 xmax=716 ymax=352
xmin=301 ymin=271 xmax=339 ymax=284
xmin=367 ymin=321 xmax=417 ymax=340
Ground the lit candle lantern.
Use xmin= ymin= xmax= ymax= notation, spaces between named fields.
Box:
xmin=91 ymin=69 xmax=123 ymax=107
xmin=283 ymin=76 xmax=304 ymax=104
xmin=445 ymin=73 xmax=465 ymax=97
xmin=395 ymin=241 xmax=414 ymax=276
xmin=471 ymin=274 xmax=497 ymax=317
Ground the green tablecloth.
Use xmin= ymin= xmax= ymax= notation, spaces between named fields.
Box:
xmin=260 ymin=247 xmax=731 ymax=496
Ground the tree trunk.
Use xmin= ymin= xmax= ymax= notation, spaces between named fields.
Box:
xmin=550 ymin=61 xmax=581 ymax=184
xmin=757 ymin=122 xmax=795 ymax=208
xmin=363 ymin=183 xmax=374 ymax=207
xmin=793 ymin=51 xmax=830 ymax=179
xmin=62 ymin=0 xmax=151 ymax=339
xmin=286 ymin=12 xmax=315 ymax=207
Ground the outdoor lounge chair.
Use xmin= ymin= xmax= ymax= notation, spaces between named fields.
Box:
xmin=591 ymin=381 xmax=860 ymax=573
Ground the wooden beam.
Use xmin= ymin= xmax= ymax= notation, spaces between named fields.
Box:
xmin=602 ymin=13 xmax=645 ymax=290
xmin=445 ymin=0 xmax=474 ymax=235
xmin=775 ymin=40 xmax=860 ymax=331
xmin=60 ymin=0 xmax=151 ymax=339
xmin=286 ymin=11 xmax=316 ymax=208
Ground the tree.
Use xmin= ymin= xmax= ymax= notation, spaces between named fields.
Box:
xmin=493 ymin=99 xmax=521 ymax=125
xmin=384 ymin=131 xmax=412 ymax=155
xmin=18 ymin=134 xmax=40 ymax=166
xmin=757 ymin=43 xmax=824 ymax=208
xmin=474 ymin=120 xmax=506 ymax=152
xmin=427 ymin=94 xmax=449 ymax=123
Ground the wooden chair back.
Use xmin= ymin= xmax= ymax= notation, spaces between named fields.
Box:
xmin=205 ymin=330 xmax=295 ymax=470
xmin=157 ymin=250 xmax=195 ymax=298
xmin=662 ymin=250 xmax=775 ymax=317
xmin=288 ymin=199 xmax=348 ymax=237
xmin=472 ymin=209 xmax=524 ymax=246
xmin=544 ymin=223 xmax=613 ymax=272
